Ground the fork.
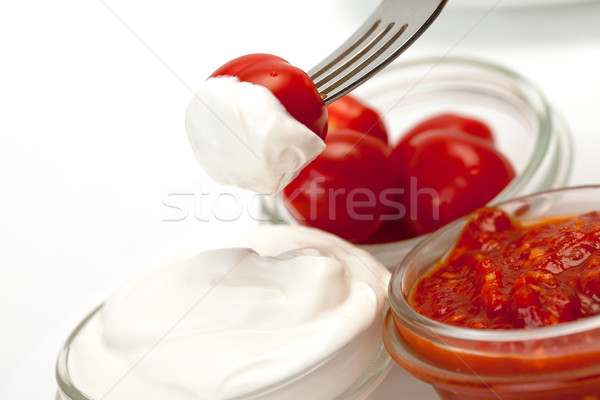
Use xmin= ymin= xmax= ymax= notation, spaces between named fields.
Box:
xmin=310 ymin=0 xmax=448 ymax=105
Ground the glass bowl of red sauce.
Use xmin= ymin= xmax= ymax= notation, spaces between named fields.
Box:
xmin=384 ymin=185 xmax=600 ymax=400
xmin=263 ymin=56 xmax=573 ymax=269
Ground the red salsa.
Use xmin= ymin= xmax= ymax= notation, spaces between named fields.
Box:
xmin=409 ymin=207 xmax=600 ymax=329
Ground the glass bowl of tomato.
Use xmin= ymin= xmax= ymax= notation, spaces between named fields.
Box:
xmin=384 ymin=185 xmax=600 ymax=400
xmin=262 ymin=56 xmax=573 ymax=269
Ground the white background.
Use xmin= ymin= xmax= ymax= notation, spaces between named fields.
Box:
xmin=1 ymin=0 xmax=599 ymax=398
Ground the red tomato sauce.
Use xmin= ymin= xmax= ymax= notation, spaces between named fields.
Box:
xmin=409 ymin=207 xmax=600 ymax=329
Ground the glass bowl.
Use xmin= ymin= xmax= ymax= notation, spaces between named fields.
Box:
xmin=262 ymin=56 xmax=573 ymax=269
xmin=384 ymin=185 xmax=600 ymax=400
xmin=56 ymin=308 xmax=392 ymax=400
xmin=55 ymin=225 xmax=393 ymax=400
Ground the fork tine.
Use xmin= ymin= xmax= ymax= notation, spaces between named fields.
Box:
xmin=309 ymin=0 xmax=448 ymax=104
xmin=310 ymin=20 xmax=383 ymax=82
xmin=313 ymin=22 xmax=408 ymax=93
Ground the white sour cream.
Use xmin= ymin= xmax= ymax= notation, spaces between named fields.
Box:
xmin=65 ymin=226 xmax=390 ymax=400
xmin=185 ymin=77 xmax=326 ymax=195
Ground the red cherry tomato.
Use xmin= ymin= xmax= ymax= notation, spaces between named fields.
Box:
xmin=283 ymin=129 xmax=391 ymax=243
xmin=390 ymin=129 xmax=515 ymax=236
xmin=398 ymin=113 xmax=494 ymax=146
xmin=210 ymin=53 xmax=328 ymax=140
xmin=360 ymin=217 xmax=413 ymax=244
xmin=327 ymin=94 xmax=389 ymax=144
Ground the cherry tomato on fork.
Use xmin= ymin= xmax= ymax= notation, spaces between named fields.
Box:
xmin=327 ymin=94 xmax=389 ymax=144
xmin=397 ymin=112 xmax=495 ymax=146
xmin=210 ymin=53 xmax=328 ymax=140
xmin=283 ymin=129 xmax=391 ymax=243
xmin=390 ymin=129 xmax=515 ymax=236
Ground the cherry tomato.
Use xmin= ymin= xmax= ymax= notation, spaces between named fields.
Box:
xmin=283 ymin=129 xmax=391 ymax=243
xmin=210 ymin=53 xmax=328 ymax=140
xmin=390 ymin=129 xmax=515 ymax=236
xmin=327 ymin=94 xmax=389 ymax=144
xmin=398 ymin=113 xmax=494 ymax=146
xmin=360 ymin=217 xmax=413 ymax=244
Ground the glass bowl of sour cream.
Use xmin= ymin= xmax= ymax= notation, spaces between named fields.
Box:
xmin=55 ymin=225 xmax=392 ymax=400
xmin=263 ymin=56 xmax=573 ymax=270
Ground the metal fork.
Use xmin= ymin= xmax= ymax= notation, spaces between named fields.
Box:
xmin=310 ymin=0 xmax=448 ymax=104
